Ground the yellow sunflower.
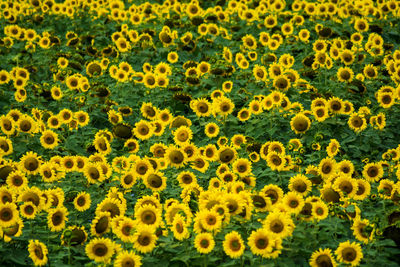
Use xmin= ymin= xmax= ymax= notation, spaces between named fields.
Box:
xmin=290 ymin=113 xmax=311 ymax=134
xmin=47 ymin=206 xmax=68 ymax=232
xmin=223 ymin=231 xmax=245 ymax=259
xmin=28 ymin=240 xmax=48 ymax=266
xmin=114 ymin=250 xmax=142 ymax=267
xmin=73 ymin=192 xmax=91 ymax=212
xmin=309 ymin=248 xmax=337 ymax=267
xmin=194 ymin=232 xmax=215 ymax=254
xmin=133 ymin=225 xmax=157 ymax=253
xmin=335 ymin=241 xmax=363 ymax=266
xmin=85 ymin=237 xmax=115 ymax=263
xmin=0 ymin=202 xmax=19 ymax=228
xmin=247 ymin=228 xmax=275 ymax=257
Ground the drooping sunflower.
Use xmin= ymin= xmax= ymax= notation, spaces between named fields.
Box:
xmin=73 ymin=192 xmax=91 ymax=212
xmin=28 ymin=240 xmax=48 ymax=266
xmin=335 ymin=241 xmax=363 ymax=266
xmin=91 ymin=211 xmax=111 ymax=237
xmin=85 ymin=237 xmax=115 ymax=263
xmin=290 ymin=113 xmax=311 ymax=134
xmin=309 ymin=248 xmax=337 ymax=267
xmin=194 ymin=232 xmax=215 ymax=254
xmin=223 ymin=231 xmax=245 ymax=259
xmin=114 ymin=250 xmax=142 ymax=267
xmin=47 ymin=206 xmax=68 ymax=232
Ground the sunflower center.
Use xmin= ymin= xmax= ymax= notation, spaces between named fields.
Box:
xmin=207 ymin=216 xmax=216 ymax=225
xmin=95 ymin=217 xmax=109 ymax=234
xmin=122 ymin=225 xmax=132 ymax=236
xmin=294 ymin=181 xmax=307 ymax=192
xmin=52 ymin=212 xmax=63 ymax=226
xmin=367 ymin=167 xmax=378 ymax=177
xmin=342 ymin=247 xmax=357 ymax=261
xmin=122 ymin=258 xmax=135 ymax=267
xmin=175 ymin=222 xmax=184 ymax=233
xmin=77 ymin=196 xmax=86 ymax=206
xmin=169 ymin=150 xmax=184 ymax=164
xmin=200 ymin=239 xmax=209 ymax=248
xmin=340 ymin=181 xmax=353 ymax=193
xmin=34 ymin=247 xmax=44 ymax=260
xmin=25 ymin=205 xmax=34 ymax=215
xmin=148 ymin=174 xmax=162 ymax=188
xmin=0 ymin=208 xmax=12 ymax=221
xmin=256 ymin=238 xmax=268 ymax=249
xmin=93 ymin=243 xmax=108 ymax=257
xmin=25 ymin=158 xmax=39 ymax=171
xmin=230 ymin=239 xmax=241 ymax=251
xmin=289 ymin=200 xmax=299 ymax=208
xmin=138 ymin=235 xmax=151 ymax=246
xmin=142 ymin=210 xmax=156 ymax=224
xmin=270 ymin=219 xmax=284 ymax=233
xmin=316 ymin=254 xmax=333 ymax=267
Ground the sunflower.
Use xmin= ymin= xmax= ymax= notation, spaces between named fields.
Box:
xmin=120 ymin=171 xmax=137 ymax=189
xmin=282 ymin=192 xmax=305 ymax=215
xmin=266 ymin=152 xmax=285 ymax=171
xmin=0 ymin=115 xmax=15 ymax=136
xmin=326 ymin=139 xmax=340 ymax=158
xmin=28 ymin=240 xmax=48 ymax=266
xmin=288 ymin=174 xmax=312 ymax=196
xmin=133 ymin=225 xmax=157 ymax=253
xmin=248 ymin=228 xmax=275 ymax=257
xmin=0 ymin=137 xmax=12 ymax=156
xmin=311 ymin=201 xmax=329 ymax=221
xmin=74 ymin=192 xmax=91 ymax=212
xmin=83 ymin=162 xmax=104 ymax=184
xmin=91 ymin=212 xmax=111 ymax=237
xmin=237 ymin=108 xmax=251 ymax=121
xmin=17 ymin=115 xmax=37 ymax=134
xmin=335 ymin=241 xmax=363 ymax=266
xmin=213 ymin=96 xmax=235 ymax=117
xmin=249 ymin=100 xmax=263 ymax=115
xmin=352 ymin=218 xmax=373 ymax=244
xmin=191 ymin=98 xmax=212 ymax=117
xmin=377 ymin=92 xmax=395 ymax=109
xmin=114 ymin=250 xmax=142 ymax=267
xmin=309 ymin=248 xmax=337 ymax=267
xmin=333 ymin=175 xmax=358 ymax=199
xmin=114 ymin=216 xmax=136 ymax=243
xmin=263 ymin=211 xmax=294 ymax=239
xmin=194 ymin=232 xmax=215 ymax=254
xmin=232 ymin=158 xmax=252 ymax=177
xmin=362 ymin=162 xmax=383 ymax=182
xmin=19 ymin=151 xmax=42 ymax=175
xmin=223 ymin=231 xmax=245 ymax=259
xmin=318 ymin=157 xmax=337 ymax=180
xmin=133 ymin=120 xmax=154 ymax=140
xmin=260 ymin=184 xmax=284 ymax=206
xmin=85 ymin=237 xmax=115 ymax=263
xmin=290 ymin=113 xmax=311 ymax=134
xmin=0 ymin=202 xmax=19 ymax=228
xmin=47 ymin=206 xmax=68 ymax=232
xmin=96 ymin=197 xmax=126 ymax=218
xmin=337 ymin=67 xmax=354 ymax=83
xmin=143 ymin=171 xmax=167 ymax=192
xmin=6 ymin=170 xmax=28 ymax=190
xmin=165 ymin=146 xmax=187 ymax=168
xmin=273 ymin=75 xmax=291 ymax=91
xmin=135 ymin=204 xmax=162 ymax=228
xmin=74 ymin=111 xmax=90 ymax=127
xmin=354 ymin=18 xmax=369 ymax=32
xmin=173 ymin=126 xmax=192 ymax=146
xmin=204 ymin=122 xmax=219 ymax=138
xmin=348 ymin=113 xmax=367 ymax=133
xmin=47 ymin=115 xmax=61 ymax=129
xmin=171 ymin=214 xmax=190 ymax=240
xmin=40 ymin=130 xmax=59 ymax=149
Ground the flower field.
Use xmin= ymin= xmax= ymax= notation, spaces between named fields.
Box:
xmin=1 ymin=0 xmax=400 ymax=266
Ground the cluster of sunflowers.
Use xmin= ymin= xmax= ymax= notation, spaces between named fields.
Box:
xmin=1 ymin=0 xmax=400 ymax=266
